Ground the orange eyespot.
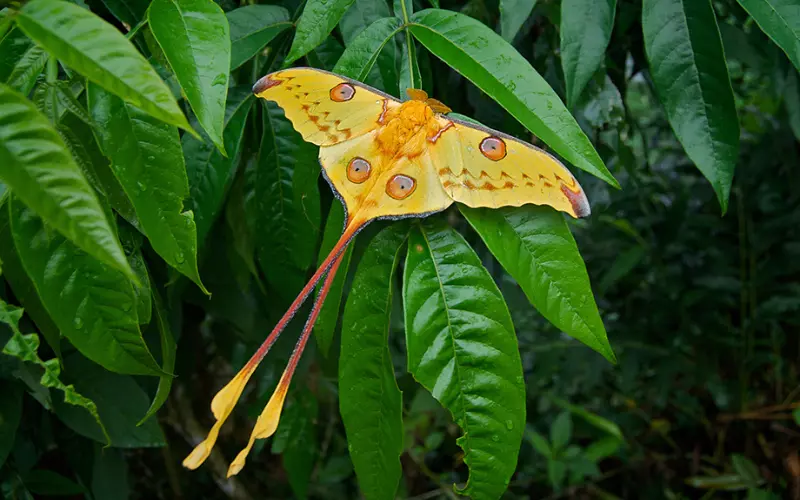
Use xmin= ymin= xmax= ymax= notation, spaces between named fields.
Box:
xmin=386 ymin=174 xmax=416 ymax=199
xmin=347 ymin=158 xmax=371 ymax=183
xmin=479 ymin=136 xmax=507 ymax=161
xmin=330 ymin=83 xmax=355 ymax=102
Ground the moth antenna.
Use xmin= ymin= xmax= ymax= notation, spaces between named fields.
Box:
xmin=227 ymin=253 xmax=346 ymax=477
xmin=183 ymin=218 xmax=362 ymax=471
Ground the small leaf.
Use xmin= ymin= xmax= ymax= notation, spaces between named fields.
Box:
xmin=9 ymin=198 xmax=162 ymax=376
xmin=408 ymin=8 xmax=618 ymax=187
xmin=525 ymin=429 xmax=552 ymax=458
xmin=227 ymin=5 xmax=291 ymax=70
xmin=6 ymin=44 xmax=48 ymax=96
xmin=16 ymin=0 xmax=191 ymax=132
xmin=0 ymin=381 xmax=22 ymax=469
xmin=100 ymin=0 xmax=149 ymax=27
xmin=550 ymin=411 xmax=572 ymax=451
xmin=500 ymin=0 xmax=537 ymax=43
xmin=460 ymin=205 xmax=615 ymax=362
xmin=339 ymin=0 xmax=392 ymax=44
xmin=642 ymin=0 xmax=739 ymax=212
xmin=118 ymin=224 xmax=151 ymax=325
xmin=560 ymin=0 xmax=616 ymax=107
xmin=88 ymin=84 xmax=206 ymax=292
xmin=584 ymin=436 xmax=620 ymax=461
xmin=547 ymin=459 xmax=567 ymax=490
xmin=21 ymin=470 xmax=85 ymax=496
xmin=0 ymin=28 xmax=36 ymax=82
xmin=148 ymin=0 xmax=230 ymax=153
xmin=137 ymin=291 xmax=176 ymax=425
xmin=340 ymin=223 xmax=408 ymax=500
xmin=731 ymin=454 xmax=762 ymax=487
xmin=285 ymin=0 xmax=357 ymax=65
xmin=0 ymin=83 xmax=135 ymax=280
xmin=334 ymin=16 xmax=403 ymax=85
xmin=736 ymin=0 xmax=800 ymax=73
xmin=403 ymin=219 xmax=525 ymax=500
xmin=549 ymin=396 xmax=624 ymax=441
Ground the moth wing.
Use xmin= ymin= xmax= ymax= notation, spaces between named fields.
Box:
xmin=254 ymin=67 xmax=401 ymax=146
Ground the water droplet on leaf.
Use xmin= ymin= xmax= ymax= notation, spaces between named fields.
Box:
xmin=506 ymin=420 xmax=513 ymax=430
xmin=175 ymin=252 xmax=185 ymax=264
xmin=137 ymin=182 xmax=147 ymax=192
xmin=73 ymin=317 xmax=84 ymax=329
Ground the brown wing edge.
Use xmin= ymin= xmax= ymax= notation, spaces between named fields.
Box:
xmin=253 ymin=67 xmax=402 ymax=104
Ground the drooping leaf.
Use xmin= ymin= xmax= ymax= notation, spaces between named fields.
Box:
xmin=148 ymin=0 xmax=230 ymax=153
xmin=9 ymin=198 xmax=162 ymax=376
xmin=285 ymin=0 xmax=357 ymax=65
xmin=642 ymin=0 xmax=739 ymax=212
xmin=408 ymin=9 xmax=619 ymax=187
xmin=16 ymin=0 xmax=192 ymax=132
xmin=560 ymin=0 xmax=616 ymax=107
xmin=460 ymin=204 xmax=615 ymax=362
xmin=736 ymin=0 xmax=800 ymax=73
xmin=340 ymin=223 xmax=407 ymax=500
xmin=255 ymin=101 xmax=321 ymax=297
xmin=0 ymin=299 xmax=109 ymax=444
xmin=137 ymin=291 xmax=176 ymax=425
xmin=499 ymin=0 xmax=537 ymax=43
xmin=227 ymin=5 xmax=291 ymax=70
xmin=403 ymin=219 xmax=526 ymax=500
xmin=184 ymin=86 xmax=254 ymax=245
xmin=0 ymin=83 xmax=135 ymax=280
xmin=0 ymin=381 xmax=22 ymax=469
xmin=88 ymin=84 xmax=206 ymax=292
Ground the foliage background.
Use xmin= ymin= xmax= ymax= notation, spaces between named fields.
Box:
xmin=0 ymin=0 xmax=799 ymax=498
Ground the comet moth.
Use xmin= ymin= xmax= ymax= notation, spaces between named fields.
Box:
xmin=183 ymin=67 xmax=591 ymax=476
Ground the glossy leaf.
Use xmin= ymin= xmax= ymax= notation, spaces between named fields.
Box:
xmin=33 ymin=81 xmax=92 ymax=126
xmin=500 ymin=0 xmax=537 ymax=42
xmin=88 ymin=84 xmax=206 ymax=292
xmin=736 ymin=0 xmax=800 ymax=73
xmin=120 ymin=226 xmax=152 ymax=326
xmin=16 ymin=0 xmax=191 ymax=132
xmin=339 ymin=0 xmax=400 ymax=94
xmin=398 ymin=30 xmax=421 ymax=94
xmin=340 ymin=223 xmax=407 ymax=500
xmin=408 ymin=9 xmax=618 ymax=187
xmin=6 ymin=44 xmax=48 ymax=96
xmin=0 ymin=28 xmax=34 ymax=81
xmin=9 ymin=199 xmax=162 ymax=376
xmin=285 ymin=0 xmax=357 ymax=65
xmin=0 ymin=381 xmax=22 ymax=469
xmin=148 ymin=0 xmax=230 ymax=152
xmin=339 ymin=0 xmax=392 ymax=44
xmin=0 ymin=83 xmax=134 ymax=280
xmin=560 ymin=0 xmax=616 ymax=107
xmin=313 ymin=202 xmax=354 ymax=356
xmin=333 ymin=17 xmax=403 ymax=85
xmin=642 ymin=0 xmax=739 ymax=212
xmin=460 ymin=204 xmax=615 ymax=362
xmin=0 ymin=299 xmax=109 ymax=443
xmin=255 ymin=101 xmax=321 ymax=297
xmin=227 ymin=5 xmax=291 ymax=70
xmin=52 ymin=353 xmax=166 ymax=447
xmin=184 ymin=86 xmax=254 ymax=244
xmin=403 ymin=219 xmax=525 ymax=500
xmin=137 ymin=291 xmax=176 ymax=424
xmin=99 ymin=0 xmax=149 ymax=27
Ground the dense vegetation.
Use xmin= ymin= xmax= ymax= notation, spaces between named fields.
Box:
xmin=0 ymin=0 xmax=798 ymax=498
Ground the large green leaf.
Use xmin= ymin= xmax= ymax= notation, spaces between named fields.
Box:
xmin=91 ymin=446 xmax=130 ymax=500
xmin=340 ymin=223 xmax=407 ymax=500
xmin=255 ymin=101 xmax=321 ymax=297
xmin=272 ymin=389 xmax=319 ymax=500
xmin=99 ymin=0 xmax=150 ymax=27
xmin=9 ymin=198 xmax=162 ymax=376
xmin=736 ymin=0 xmax=800 ymax=73
xmin=227 ymin=5 xmax=291 ymax=70
xmin=560 ymin=0 xmax=616 ymax=107
xmin=0 ymin=83 xmax=134 ymax=280
xmin=403 ymin=219 xmax=526 ymax=500
xmin=16 ymin=0 xmax=191 ymax=132
xmin=338 ymin=0 xmax=400 ymax=95
xmin=460 ymin=205 xmax=615 ymax=362
xmin=339 ymin=0 xmax=392 ymax=43
xmin=148 ymin=0 xmax=230 ymax=153
xmin=184 ymin=86 xmax=253 ymax=245
xmin=333 ymin=17 xmax=403 ymax=86
xmin=88 ymin=84 xmax=206 ymax=292
xmin=408 ymin=9 xmax=619 ymax=188
xmin=285 ymin=0 xmax=357 ymax=65
xmin=642 ymin=0 xmax=739 ymax=213
xmin=0 ymin=381 xmax=22 ymax=469
xmin=500 ymin=0 xmax=537 ymax=43
xmin=6 ymin=44 xmax=48 ymax=96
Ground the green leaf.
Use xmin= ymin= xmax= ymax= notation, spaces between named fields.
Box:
xmin=137 ymin=291 xmax=176 ymax=424
xmin=525 ymin=429 xmax=552 ymax=458
xmin=560 ymin=0 xmax=616 ymax=107
xmin=403 ymin=219 xmax=526 ymax=500
xmin=184 ymin=86 xmax=253 ymax=245
xmin=736 ymin=0 xmax=800 ymax=73
xmin=0 ymin=381 xmax=22 ymax=469
xmin=598 ymin=245 xmax=645 ymax=293
xmin=550 ymin=411 xmax=572 ymax=451
xmin=227 ymin=5 xmax=291 ymax=70
xmin=52 ymin=353 xmax=166 ymax=447
xmin=459 ymin=205 xmax=615 ymax=362
xmin=408 ymin=9 xmax=618 ymax=187
xmin=338 ymin=0 xmax=400 ymax=94
xmin=0 ymin=299 xmax=109 ymax=444
xmin=793 ymin=407 xmax=800 ymax=426
xmin=339 ymin=0 xmax=392 ymax=44
xmin=549 ymin=396 xmax=624 ymax=441
xmin=99 ymin=0 xmax=149 ymax=27
xmin=285 ymin=0 xmax=357 ymax=65
xmin=0 ymin=83 xmax=135 ymax=280
xmin=20 ymin=470 xmax=85 ymax=496
xmin=9 ymin=198 xmax=162 ymax=376
xmin=584 ymin=436 xmax=621 ymax=461
xmin=333 ymin=16 xmax=403 ymax=85
xmin=6 ymin=44 xmax=48 ymax=96
xmin=118 ymin=224 xmax=151 ymax=325
xmin=547 ymin=459 xmax=567 ymax=490
xmin=148 ymin=0 xmax=230 ymax=153
xmin=313 ymin=202 xmax=354 ymax=357
xmin=499 ymin=0 xmax=537 ymax=43
xmin=88 ymin=84 xmax=206 ymax=292
xmin=731 ymin=454 xmax=762 ymax=487
xmin=255 ymin=101 xmax=321 ymax=297
xmin=91 ymin=446 xmax=130 ymax=500
xmin=0 ymin=28 xmax=35 ymax=82
xmin=642 ymin=0 xmax=739 ymax=213
xmin=398 ymin=30 xmax=421 ymax=94
xmin=786 ymin=68 xmax=800 ymax=142
xmin=16 ymin=0 xmax=191 ymax=133
xmin=273 ymin=389 xmax=319 ymax=500
xmin=340 ymin=223 xmax=407 ymax=500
